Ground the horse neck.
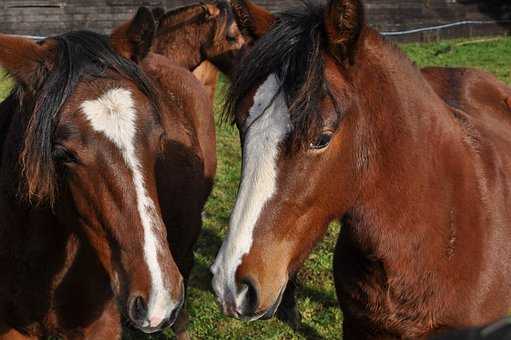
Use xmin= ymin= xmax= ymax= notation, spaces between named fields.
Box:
xmin=347 ymin=29 xmax=482 ymax=253
xmin=153 ymin=21 xmax=210 ymax=71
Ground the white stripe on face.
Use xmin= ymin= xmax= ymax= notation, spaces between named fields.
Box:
xmin=211 ymin=75 xmax=291 ymax=311
xmin=81 ymin=88 xmax=174 ymax=327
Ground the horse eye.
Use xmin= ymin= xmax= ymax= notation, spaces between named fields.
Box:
xmin=310 ymin=131 xmax=334 ymax=150
xmin=226 ymin=34 xmax=237 ymax=44
xmin=53 ymin=145 xmax=78 ymax=164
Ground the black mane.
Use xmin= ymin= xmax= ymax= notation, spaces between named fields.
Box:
xmin=16 ymin=30 xmax=156 ymax=206
xmin=226 ymin=1 xmax=334 ymax=147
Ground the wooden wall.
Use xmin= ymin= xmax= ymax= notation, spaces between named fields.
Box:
xmin=0 ymin=0 xmax=510 ymax=42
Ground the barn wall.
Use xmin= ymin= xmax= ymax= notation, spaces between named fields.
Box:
xmin=0 ymin=0 xmax=510 ymax=42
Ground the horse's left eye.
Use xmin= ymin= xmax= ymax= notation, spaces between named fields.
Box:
xmin=53 ymin=145 xmax=79 ymax=164
xmin=310 ymin=131 xmax=334 ymax=150
xmin=226 ymin=34 xmax=237 ymax=44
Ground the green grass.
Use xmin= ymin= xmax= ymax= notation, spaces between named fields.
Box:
xmin=0 ymin=70 xmax=12 ymax=100
xmin=403 ymin=37 xmax=511 ymax=84
xmin=1 ymin=37 xmax=510 ymax=339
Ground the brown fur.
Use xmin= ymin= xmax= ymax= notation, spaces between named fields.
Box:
xmin=423 ymin=66 xmax=511 ymax=120
xmin=0 ymin=10 xmax=214 ymax=340
xmin=152 ymin=2 xmax=246 ymax=76
xmin=231 ymin=0 xmax=277 ymax=39
xmin=151 ymin=2 xmax=248 ymax=122
xmin=216 ymin=1 xmax=511 ymax=338
xmin=193 ymin=61 xmax=221 ymax=107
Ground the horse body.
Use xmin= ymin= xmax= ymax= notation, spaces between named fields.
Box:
xmin=212 ymin=1 xmax=511 ymax=338
xmin=423 ymin=67 xmax=511 ymax=122
xmin=334 ymin=29 xmax=511 ymax=339
xmin=0 ymin=8 xmax=214 ymax=339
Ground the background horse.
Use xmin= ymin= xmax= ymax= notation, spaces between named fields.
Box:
xmin=212 ymin=0 xmax=511 ymax=339
xmin=0 ymin=7 xmax=213 ymax=339
xmin=151 ymin=1 xmax=247 ymax=102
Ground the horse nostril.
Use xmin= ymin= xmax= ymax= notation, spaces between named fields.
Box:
xmin=129 ymin=295 xmax=148 ymax=325
xmin=238 ymin=277 xmax=260 ymax=316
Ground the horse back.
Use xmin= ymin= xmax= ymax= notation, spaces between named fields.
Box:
xmin=423 ymin=67 xmax=511 ymax=122
xmin=429 ymin=67 xmax=511 ymax=328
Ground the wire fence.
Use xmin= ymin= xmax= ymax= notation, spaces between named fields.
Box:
xmin=8 ymin=19 xmax=511 ymax=40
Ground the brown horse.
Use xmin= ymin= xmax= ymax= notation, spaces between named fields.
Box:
xmin=151 ymin=1 xmax=247 ymax=102
xmin=212 ymin=0 xmax=511 ymax=339
xmin=151 ymin=1 xmax=306 ymax=327
xmin=423 ymin=67 xmax=511 ymax=121
xmin=0 ymin=7 xmax=214 ymax=340
xmin=193 ymin=62 xmax=222 ymax=106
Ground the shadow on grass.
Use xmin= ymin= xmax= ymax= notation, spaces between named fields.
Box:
xmin=299 ymin=285 xmax=338 ymax=309
xmin=189 ymin=228 xmax=223 ymax=293
xmin=295 ymin=323 xmax=325 ymax=339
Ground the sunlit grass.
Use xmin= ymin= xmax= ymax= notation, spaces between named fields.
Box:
xmin=403 ymin=36 xmax=511 ymax=84
xmin=0 ymin=70 xmax=12 ymax=101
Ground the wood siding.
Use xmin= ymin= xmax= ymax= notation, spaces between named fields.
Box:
xmin=0 ymin=0 xmax=510 ymax=42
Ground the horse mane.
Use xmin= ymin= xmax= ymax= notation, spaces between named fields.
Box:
xmin=16 ymin=30 xmax=156 ymax=207
xmin=226 ymin=1 xmax=345 ymax=148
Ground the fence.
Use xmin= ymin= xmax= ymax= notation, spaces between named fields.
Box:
xmin=0 ymin=0 xmax=510 ymax=42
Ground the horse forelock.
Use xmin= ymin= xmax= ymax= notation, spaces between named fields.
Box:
xmin=17 ymin=30 xmax=157 ymax=207
xmin=226 ymin=1 xmax=341 ymax=150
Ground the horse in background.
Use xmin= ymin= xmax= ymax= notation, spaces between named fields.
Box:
xmin=423 ymin=66 xmax=511 ymax=122
xmin=212 ymin=0 xmax=511 ymax=338
xmin=151 ymin=1 xmax=247 ymax=105
xmin=150 ymin=6 xmax=223 ymax=103
xmin=0 ymin=7 xmax=214 ymax=339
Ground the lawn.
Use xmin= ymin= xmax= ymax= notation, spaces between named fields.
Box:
xmin=0 ymin=36 xmax=510 ymax=339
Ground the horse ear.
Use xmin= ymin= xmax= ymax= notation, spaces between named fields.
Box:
xmin=111 ymin=7 xmax=156 ymax=63
xmin=0 ymin=34 xmax=50 ymax=89
xmin=231 ymin=0 xmax=276 ymax=39
xmin=202 ymin=3 xmax=221 ymax=19
xmin=324 ymin=0 xmax=365 ymax=63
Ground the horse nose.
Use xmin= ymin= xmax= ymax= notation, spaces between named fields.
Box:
xmin=128 ymin=295 xmax=149 ymax=328
xmin=237 ymin=276 xmax=260 ymax=316
xmin=127 ymin=293 xmax=184 ymax=334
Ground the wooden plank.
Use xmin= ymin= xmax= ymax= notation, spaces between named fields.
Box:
xmin=0 ymin=0 xmax=508 ymax=41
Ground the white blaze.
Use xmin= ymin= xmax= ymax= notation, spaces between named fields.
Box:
xmin=211 ymin=75 xmax=291 ymax=311
xmin=81 ymin=88 xmax=174 ymax=327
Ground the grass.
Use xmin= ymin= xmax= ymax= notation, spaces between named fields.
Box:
xmin=0 ymin=36 xmax=510 ymax=339
xmin=0 ymin=70 xmax=12 ymax=100
xmin=403 ymin=37 xmax=511 ymax=84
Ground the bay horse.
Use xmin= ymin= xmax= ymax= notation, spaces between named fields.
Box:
xmin=423 ymin=66 xmax=511 ymax=121
xmin=151 ymin=1 xmax=247 ymax=102
xmin=0 ymin=7 xmax=214 ymax=339
xmin=211 ymin=0 xmax=511 ymax=338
